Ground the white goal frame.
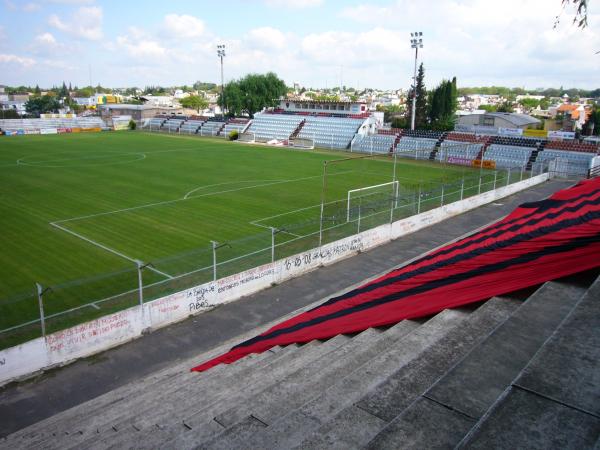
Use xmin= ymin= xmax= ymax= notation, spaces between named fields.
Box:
xmin=347 ymin=180 xmax=399 ymax=222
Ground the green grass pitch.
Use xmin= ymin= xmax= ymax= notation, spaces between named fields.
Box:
xmin=0 ymin=131 xmax=487 ymax=346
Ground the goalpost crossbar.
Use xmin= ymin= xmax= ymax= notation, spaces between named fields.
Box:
xmin=347 ymin=180 xmax=399 ymax=222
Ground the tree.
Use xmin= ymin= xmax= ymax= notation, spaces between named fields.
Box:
xmin=24 ymin=95 xmax=60 ymax=116
xmin=179 ymin=95 xmax=208 ymax=113
xmin=497 ymin=101 xmax=514 ymax=113
xmin=555 ymin=0 xmax=588 ymax=28
xmin=220 ymin=72 xmax=287 ymax=117
xmin=519 ymin=98 xmax=541 ymax=111
xmin=405 ymin=63 xmax=427 ymax=128
xmin=427 ymin=78 xmax=458 ymax=130
xmin=34 ymin=85 xmax=41 ymax=96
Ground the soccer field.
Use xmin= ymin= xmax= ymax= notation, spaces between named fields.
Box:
xmin=0 ymin=131 xmax=490 ymax=346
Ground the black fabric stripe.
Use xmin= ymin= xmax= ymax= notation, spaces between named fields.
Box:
xmin=311 ymin=195 xmax=600 ymax=311
xmin=233 ymin=223 xmax=600 ymax=350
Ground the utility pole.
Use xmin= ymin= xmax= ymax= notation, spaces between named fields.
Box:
xmin=410 ymin=32 xmax=423 ymax=131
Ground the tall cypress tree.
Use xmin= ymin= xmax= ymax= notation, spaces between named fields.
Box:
xmin=415 ymin=63 xmax=428 ymax=128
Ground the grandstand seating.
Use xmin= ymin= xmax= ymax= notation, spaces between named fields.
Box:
xmin=395 ymin=136 xmax=437 ymax=153
xmin=161 ymin=118 xmax=185 ymax=132
xmin=545 ymin=140 xmax=598 ymax=153
xmin=0 ymin=117 xmax=106 ymax=132
xmin=483 ymin=144 xmax=533 ymax=168
xmin=490 ymin=136 xmax=540 ymax=148
xmin=221 ymin=118 xmax=250 ymax=137
xmin=438 ymin=141 xmax=483 ymax=161
xmin=145 ymin=118 xmax=166 ymax=129
xmin=351 ymin=133 xmax=396 ymax=154
xmin=536 ymin=149 xmax=595 ymax=175
xmin=179 ymin=120 xmax=206 ymax=135
xmin=246 ymin=114 xmax=304 ymax=142
xmin=445 ymin=132 xmax=490 ymax=144
xmin=402 ymin=129 xmax=444 ymax=139
xmin=297 ymin=116 xmax=364 ymax=149
xmin=198 ymin=118 xmax=226 ymax=136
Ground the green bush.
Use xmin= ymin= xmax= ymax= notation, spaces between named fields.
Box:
xmin=128 ymin=119 xmax=137 ymax=130
xmin=228 ymin=130 xmax=239 ymax=141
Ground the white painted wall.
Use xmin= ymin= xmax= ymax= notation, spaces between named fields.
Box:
xmin=0 ymin=172 xmax=549 ymax=387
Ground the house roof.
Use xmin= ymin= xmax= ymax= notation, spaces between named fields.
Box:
xmin=484 ymin=112 xmax=540 ymax=126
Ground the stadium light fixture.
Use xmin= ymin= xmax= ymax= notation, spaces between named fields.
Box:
xmin=409 ymin=31 xmax=424 ymax=131
xmin=217 ymin=44 xmax=226 ymax=116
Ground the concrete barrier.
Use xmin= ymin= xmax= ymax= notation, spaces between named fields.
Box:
xmin=0 ymin=173 xmax=549 ymax=386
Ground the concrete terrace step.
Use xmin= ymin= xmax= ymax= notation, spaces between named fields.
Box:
xmin=78 ymin=335 xmax=354 ymax=450
xmin=11 ymin=344 xmax=294 ymax=449
xmin=21 ymin=343 xmax=300 ymax=450
xmin=171 ymin=321 xmax=421 ymax=449
xmin=293 ymin=296 xmax=521 ymax=450
xmin=365 ymin=278 xmax=589 ymax=449
xmin=457 ymin=274 xmax=600 ymax=450
xmin=204 ymin=307 xmax=472 ymax=450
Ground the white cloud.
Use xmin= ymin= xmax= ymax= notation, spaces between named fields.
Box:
xmin=23 ymin=2 xmax=40 ymax=12
xmin=35 ymin=32 xmax=57 ymax=45
xmin=163 ymin=14 xmax=205 ymax=39
xmin=0 ymin=53 xmax=36 ymax=68
xmin=48 ymin=6 xmax=103 ymax=40
xmin=246 ymin=27 xmax=288 ymax=50
xmin=116 ymin=28 xmax=167 ymax=59
xmin=264 ymin=0 xmax=322 ymax=8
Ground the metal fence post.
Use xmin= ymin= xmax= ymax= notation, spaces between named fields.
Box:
xmin=35 ymin=282 xmax=46 ymax=337
xmin=506 ymin=168 xmax=511 ymax=186
xmin=270 ymin=227 xmax=276 ymax=264
xmin=211 ymin=241 xmax=218 ymax=282
xmin=440 ymin=184 xmax=444 ymax=207
xmin=493 ymin=171 xmax=497 ymax=190
xmin=478 ymin=176 xmax=482 ymax=195
xmin=520 ymin=165 xmax=524 ymax=181
xmin=357 ymin=203 xmax=361 ymax=234
xmin=417 ymin=184 xmax=422 ymax=214
xmin=136 ymin=261 xmax=144 ymax=307
xmin=460 ymin=177 xmax=464 ymax=200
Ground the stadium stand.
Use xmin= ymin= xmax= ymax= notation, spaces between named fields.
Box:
xmin=438 ymin=141 xmax=483 ymax=161
xmin=536 ymin=149 xmax=595 ymax=176
xmin=221 ymin=118 xmax=250 ymax=137
xmin=351 ymin=133 xmax=397 ymax=154
xmin=161 ymin=118 xmax=185 ymax=132
xmin=245 ymin=113 xmax=304 ymax=142
xmin=482 ymin=144 xmax=533 ymax=168
xmin=198 ymin=117 xmax=226 ymax=136
xmin=545 ymin=140 xmax=598 ymax=153
xmin=0 ymin=117 xmax=106 ymax=132
xmin=296 ymin=116 xmax=364 ymax=149
xmin=179 ymin=119 xmax=206 ymax=135
xmin=3 ymin=274 xmax=597 ymax=449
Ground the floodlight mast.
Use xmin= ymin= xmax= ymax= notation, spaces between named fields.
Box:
xmin=217 ymin=44 xmax=226 ymax=116
xmin=410 ymin=32 xmax=423 ymax=131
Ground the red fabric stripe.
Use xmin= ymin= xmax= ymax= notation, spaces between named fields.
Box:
xmin=191 ymin=178 xmax=600 ymax=373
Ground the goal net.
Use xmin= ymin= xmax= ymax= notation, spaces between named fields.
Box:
xmin=347 ymin=180 xmax=399 ymax=222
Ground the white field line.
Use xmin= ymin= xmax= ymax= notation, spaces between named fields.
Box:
xmin=183 ymin=179 xmax=286 ymax=200
xmin=16 ymin=152 xmax=146 ymax=165
xmin=50 ymin=222 xmax=174 ymax=280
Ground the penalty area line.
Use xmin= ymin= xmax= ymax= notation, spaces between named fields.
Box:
xmin=50 ymin=222 xmax=174 ymax=280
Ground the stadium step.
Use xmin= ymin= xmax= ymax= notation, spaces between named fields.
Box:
xmin=363 ymin=276 xmax=591 ymax=449
xmin=456 ymin=273 xmax=600 ymax=449
xmin=168 ymin=322 xmax=420 ymax=449
xmin=79 ymin=335 xmax=354 ymax=449
xmin=289 ymin=296 xmax=521 ymax=449
xmin=9 ymin=343 xmax=298 ymax=449
xmin=195 ymin=307 xmax=472 ymax=450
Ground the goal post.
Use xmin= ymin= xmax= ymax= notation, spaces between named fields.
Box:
xmin=347 ymin=180 xmax=399 ymax=222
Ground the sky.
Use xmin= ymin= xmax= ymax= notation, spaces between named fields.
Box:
xmin=0 ymin=0 xmax=599 ymax=90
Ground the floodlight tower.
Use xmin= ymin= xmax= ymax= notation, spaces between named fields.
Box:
xmin=217 ymin=44 xmax=226 ymax=116
xmin=410 ymin=32 xmax=423 ymax=131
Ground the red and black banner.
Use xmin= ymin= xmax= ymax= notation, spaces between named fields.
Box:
xmin=192 ymin=178 xmax=600 ymax=372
